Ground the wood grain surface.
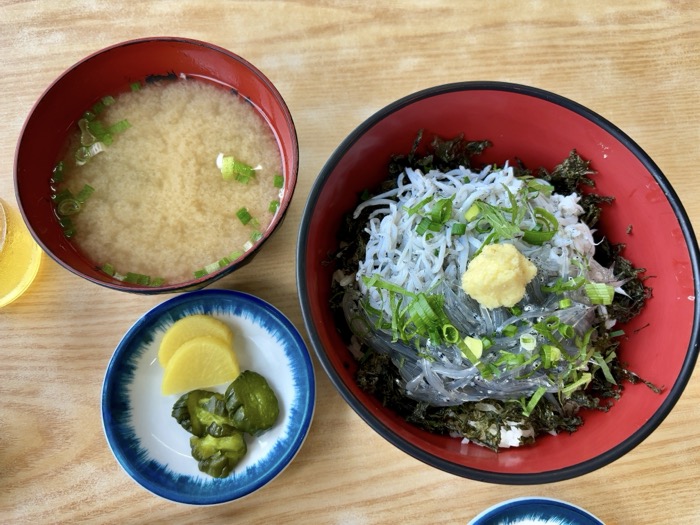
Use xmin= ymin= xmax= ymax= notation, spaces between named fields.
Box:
xmin=1 ymin=2 xmax=699 ymax=523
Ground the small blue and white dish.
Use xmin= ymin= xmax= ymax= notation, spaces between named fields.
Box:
xmin=101 ymin=289 xmax=316 ymax=505
xmin=469 ymin=497 xmax=604 ymax=525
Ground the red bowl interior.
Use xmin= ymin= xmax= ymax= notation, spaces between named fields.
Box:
xmin=297 ymin=82 xmax=700 ymax=483
xmin=15 ymin=37 xmax=298 ymax=293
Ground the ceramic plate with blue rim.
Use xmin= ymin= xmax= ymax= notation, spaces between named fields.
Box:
xmin=101 ymin=289 xmax=315 ymax=505
xmin=468 ymin=497 xmax=604 ymax=525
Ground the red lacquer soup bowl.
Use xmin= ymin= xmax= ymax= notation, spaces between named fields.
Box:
xmin=15 ymin=37 xmax=298 ymax=294
xmin=296 ymin=82 xmax=700 ymax=484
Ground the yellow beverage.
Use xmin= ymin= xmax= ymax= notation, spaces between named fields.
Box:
xmin=0 ymin=198 xmax=42 ymax=307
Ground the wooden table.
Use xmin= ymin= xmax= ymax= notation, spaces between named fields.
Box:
xmin=2 ymin=2 xmax=699 ymax=523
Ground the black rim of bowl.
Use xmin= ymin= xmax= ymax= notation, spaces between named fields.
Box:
xmin=297 ymin=80 xmax=700 ymax=484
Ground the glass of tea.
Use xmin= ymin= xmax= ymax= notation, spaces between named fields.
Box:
xmin=0 ymin=197 xmax=42 ymax=307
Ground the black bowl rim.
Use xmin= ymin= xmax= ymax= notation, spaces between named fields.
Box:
xmin=15 ymin=36 xmax=299 ymax=295
xmin=296 ymin=80 xmax=700 ymax=484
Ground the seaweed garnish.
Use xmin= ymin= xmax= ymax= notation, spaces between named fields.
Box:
xmin=539 ymin=148 xmax=596 ymax=195
xmin=539 ymin=149 xmax=614 ymax=227
xmin=388 ymin=129 xmax=491 ymax=177
xmin=596 ymin=238 xmax=652 ymax=324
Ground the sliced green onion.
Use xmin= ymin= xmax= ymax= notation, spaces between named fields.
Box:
xmin=562 ymin=372 xmax=592 ymax=395
xmin=522 ymin=385 xmax=547 ymax=417
xmin=495 ymin=350 xmax=526 ymax=368
xmin=542 ymin=275 xmax=586 ymax=293
xmin=84 ymin=119 xmax=113 ymax=146
xmin=75 ymin=184 xmax=95 ymax=204
xmin=238 ymin=174 xmax=253 ymax=184
xmin=526 ymin=179 xmax=554 ymax=197
xmin=415 ymin=217 xmax=430 ymax=235
xmin=51 ymin=161 xmax=65 ymax=183
xmin=52 ymin=188 xmax=73 ymax=204
xmin=273 ymin=174 xmax=284 ymax=189
xmin=91 ymin=101 xmax=106 ymax=115
xmin=575 ymin=327 xmax=595 ymax=353
xmin=593 ymin=352 xmax=617 ymax=385
xmin=464 ymin=203 xmax=480 ymax=222
xmin=220 ymin=156 xmax=236 ymax=181
xmin=75 ymin=147 xmax=91 ymax=165
xmin=78 ymin=118 xmax=97 ymax=146
xmin=404 ymin=196 xmax=433 ymax=216
xmin=57 ymin=198 xmax=81 ymax=216
xmin=57 ymin=216 xmax=73 ymax=229
xmin=522 ymin=207 xmax=559 ymax=245
xmin=236 ymin=207 xmax=252 ymax=225
xmin=91 ymin=95 xmax=115 ymax=115
xmin=108 ymin=119 xmax=131 ymax=134
xmin=363 ymin=275 xmax=414 ymax=296
xmin=450 ymin=222 xmax=467 ymax=236
xmin=442 ymin=324 xmax=460 ymax=344
xmin=193 ymin=260 xmax=225 ymax=278
xmin=74 ymin=142 xmax=106 ymax=166
xmin=269 ymin=200 xmax=280 ymax=213
xmin=415 ymin=217 xmax=442 ymax=236
xmin=250 ymin=231 xmax=263 ymax=243
xmin=502 ymin=324 xmax=518 ymax=337
xmin=233 ymin=161 xmax=255 ymax=178
xmin=429 ymin=197 xmax=454 ymax=224
xmin=101 ymin=263 xmax=115 ymax=276
xmin=228 ymin=249 xmax=244 ymax=260
xmin=541 ymin=344 xmax=561 ymax=368
xmin=460 ymin=336 xmax=483 ymax=363
xmin=204 ymin=261 xmax=220 ymax=274
xmin=149 ymin=277 xmax=165 ymax=287
xmin=87 ymin=120 xmax=107 ymax=139
xmin=464 ymin=336 xmax=483 ymax=359
xmin=520 ymin=333 xmax=537 ymax=351
xmin=405 ymin=293 xmax=443 ymax=344
xmin=130 ymin=82 xmax=141 ymax=92
xmin=584 ymin=283 xmax=615 ymax=305
xmin=610 ymin=329 xmax=626 ymax=338
xmin=219 ymin=154 xmax=256 ymax=182
xmin=559 ymin=298 xmax=573 ymax=309
xmin=557 ymin=323 xmax=575 ymax=339
xmin=124 ymin=272 xmax=151 ymax=285
xmin=474 ymin=200 xmax=521 ymax=240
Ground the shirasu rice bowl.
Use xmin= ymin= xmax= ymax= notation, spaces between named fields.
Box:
xmin=332 ymin=143 xmax=653 ymax=450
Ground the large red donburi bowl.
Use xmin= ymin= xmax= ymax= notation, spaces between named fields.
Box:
xmin=297 ymin=82 xmax=700 ymax=484
xmin=15 ymin=37 xmax=298 ymax=294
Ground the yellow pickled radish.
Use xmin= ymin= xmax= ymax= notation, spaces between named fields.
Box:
xmin=161 ymin=335 xmax=241 ymax=395
xmin=158 ymin=314 xmax=234 ymax=367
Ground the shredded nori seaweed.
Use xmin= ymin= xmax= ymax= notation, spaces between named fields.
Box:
xmin=388 ymin=129 xmax=492 ymax=178
xmin=332 ymin=132 xmax=656 ymax=450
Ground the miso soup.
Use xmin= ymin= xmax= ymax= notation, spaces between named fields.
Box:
xmin=51 ymin=79 xmax=283 ymax=285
